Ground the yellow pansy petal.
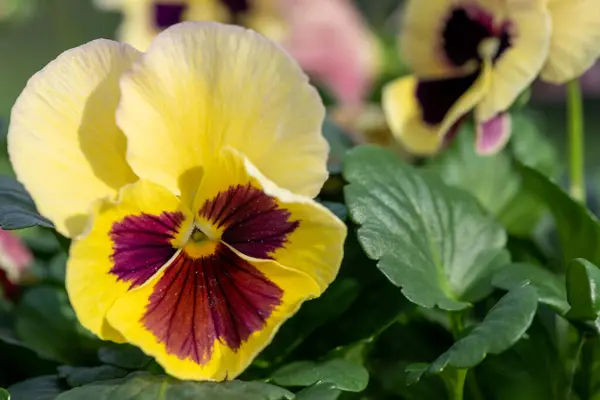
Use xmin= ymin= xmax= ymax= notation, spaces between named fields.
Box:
xmin=541 ymin=0 xmax=600 ymax=84
xmin=382 ymin=67 xmax=491 ymax=155
xmin=118 ymin=21 xmax=327 ymax=200
xmin=67 ymin=180 xmax=193 ymax=342
xmin=477 ymin=5 xmax=550 ymax=121
xmin=193 ymin=147 xmax=346 ymax=291
xmin=8 ymin=40 xmax=140 ymax=238
xmin=106 ymin=250 xmax=320 ymax=381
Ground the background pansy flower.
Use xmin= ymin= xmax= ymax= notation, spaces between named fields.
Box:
xmin=383 ymin=0 xmax=551 ymax=155
xmin=8 ymin=22 xmax=346 ymax=380
xmin=96 ymin=0 xmax=379 ymax=106
xmin=95 ymin=0 xmax=285 ymax=51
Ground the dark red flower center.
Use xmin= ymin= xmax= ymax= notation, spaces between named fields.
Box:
xmin=108 ymin=183 xmax=299 ymax=363
xmin=443 ymin=5 xmax=512 ymax=68
xmin=153 ymin=3 xmax=188 ymax=29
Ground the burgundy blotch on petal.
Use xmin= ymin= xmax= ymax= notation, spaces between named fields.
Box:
xmin=416 ymin=73 xmax=479 ymax=125
xmin=442 ymin=5 xmax=512 ymax=68
xmin=110 ymin=211 xmax=185 ymax=288
xmin=153 ymin=3 xmax=188 ymax=29
xmin=142 ymin=244 xmax=283 ymax=363
xmin=199 ymin=183 xmax=300 ymax=259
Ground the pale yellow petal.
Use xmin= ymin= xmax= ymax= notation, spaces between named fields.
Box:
xmin=8 ymin=40 xmax=139 ymax=238
xmin=541 ymin=0 xmax=600 ymax=84
xmin=117 ymin=21 xmax=327 ymax=200
xmin=477 ymin=4 xmax=550 ymax=121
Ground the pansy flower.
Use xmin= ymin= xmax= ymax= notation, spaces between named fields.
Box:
xmin=383 ymin=0 xmax=551 ymax=155
xmin=96 ymin=0 xmax=285 ymax=51
xmin=8 ymin=22 xmax=346 ymax=380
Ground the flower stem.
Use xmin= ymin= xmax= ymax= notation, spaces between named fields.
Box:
xmin=567 ymin=79 xmax=585 ymax=203
xmin=453 ymin=369 xmax=468 ymax=400
xmin=448 ymin=311 xmax=467 ymax=400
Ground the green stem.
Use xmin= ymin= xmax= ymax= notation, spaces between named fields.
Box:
xmin=567 ymin=79 xmax=585 ymax=203
xmin=449 ymin=311 xmax=465 ymax=339
xmin=448 ymin=311 xmax=467 ymax=400
xmin=452 ymin=369 xmax=467 ymax=400
xmin=568 ymin=332 xmax=587 ymax=400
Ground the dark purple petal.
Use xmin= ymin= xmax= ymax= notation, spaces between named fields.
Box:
xmin=416 ymin=73 xmax=479 ymax=125
xmin=443 ymin=6 xmax=512 ymax=67
xmin=153 ymin=3 xmax=187 ymax=29
xmin=142 ymin=244 xmax=282 ymax=363
xmin=109 ymin=211 xmax=185 ymax=288
xmin=199 ymin=183 xmax=299 ymax=259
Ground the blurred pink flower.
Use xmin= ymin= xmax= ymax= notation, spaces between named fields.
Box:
xmin=280 ymin=0 xmax=380 ymax=105
xmin=0 ymin=228 xmax=32 ymax=284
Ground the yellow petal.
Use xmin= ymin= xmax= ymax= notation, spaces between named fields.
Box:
xmin=382 ymin=66 xmax=492 ymax=156
xmin=66 ymin=180 xmax=193 ymax=342
xmin=117 ymin=21 xmax=327 ymax=200
xmin=106 ymin=250 xmax=320 ymax=381
xmin=477 ymin=4 xmax=550 ymax=121
xmin=541 ymin=0 xmax=600 ymax=84
xmin=8 ymin=40 xmax=140 ymax=238
xmin=193 ymin=147 xmax=347 ymax=291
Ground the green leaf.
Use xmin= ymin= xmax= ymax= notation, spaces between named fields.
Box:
xmin=0 ymin=388 xmax=9 ymax=400
xmin=55 ymin=373 xmax=293 ymax=400
xmin=260 ymin=278 xmax=359 ymax=365
xmin=565 ymin=259 xmax=600 ymax=321
xmin=293 ymin=383 xmax=341 ymax=400
xmin=97 ymin=343 xmax=152 ymax=370
xmin=7 ymin=375 xmax=64 ymax=400
xmin=15 ymin=286 xmax=100 ymax=364
xmin=408 ymin=285 xmax=538 ymax=383
xmin=517 ymin=163 xmax=600 ymax=265
xmin=428 ymin=115 xmax=558 ymax=237
xmin=57 ymin=365 xmax=128 ymax=388
xmin=492 ymin=263 xmax=569 ymax=315
xmin=271 ymin=359 xmax=368 ymax=392
xmin=428 ymin=125 xmax=520 ymax=217
xmin=344 ymin=145 xmax=507 ymax=310
xmin=0 ymin=176 xmax=53 ymax=230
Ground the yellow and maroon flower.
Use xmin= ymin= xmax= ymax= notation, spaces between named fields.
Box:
xmin=383 ymin=0 xmax=551 ymax=155
xmin=96 ymin=0 xmax=285 ymax=51
xmin=8 ymin=22 xmax=345 ymax=380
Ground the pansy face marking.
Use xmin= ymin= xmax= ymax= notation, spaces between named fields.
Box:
xmin=442 ymin=5 xmax=512 ymax=69
xmin=108 ymin=182 xmax=297 ymax=365
xmin=153 ymin=3 xmax=188 ymax=29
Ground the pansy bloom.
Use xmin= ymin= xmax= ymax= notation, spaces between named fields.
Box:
xmin=383 ymin=0 xmax=551 ymax=155
xmin=96 ymin=0 xmax=285 ymax=50
xmin=8 ymin=22 xmax=346 ymax=380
